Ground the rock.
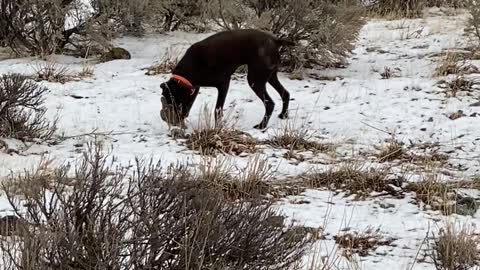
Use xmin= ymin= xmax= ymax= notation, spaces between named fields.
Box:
xmin=455 ymin=196 xmax=478 ymax=216
xmin=448 ymin=110 xmax=466 ymax=120
xmin=100 ymin=47 xmax=131 ymax=62
xmin=379 ymin=202 xmax=395 ymax=209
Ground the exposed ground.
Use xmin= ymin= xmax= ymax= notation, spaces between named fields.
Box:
xmin=1 ymin=7 xmax=480 ymax=270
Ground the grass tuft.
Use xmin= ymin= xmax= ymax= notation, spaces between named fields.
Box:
xmin=301 ymin=162 xmax=397 ymax=199
xmin=430 ymin=221 xmax=480 ymax=270
xmin=185 ymin=107 xmax=257 ymax=156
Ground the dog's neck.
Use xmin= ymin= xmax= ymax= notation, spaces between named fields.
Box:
xmin=172 ymin=61 xmax=197 ymax=87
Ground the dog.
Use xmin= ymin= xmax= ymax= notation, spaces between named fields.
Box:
xmin=160 ymin=29 xmax=294 ymax=129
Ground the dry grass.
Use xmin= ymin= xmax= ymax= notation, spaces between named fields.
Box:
xmin=376 ymin=138 xmax=405 ymax=162
xmin=434 ymin=56 xmax=461 ymax=77
xmin=265 ymin=118 xmax=335 ymax=155
xmin=32 ymin=62 xmax=94 ymax=83
xmin=434 ymin=53 xmax=479 ymax=77
xmin=406 ymin=176 xmax=456 ymax=214
xmin=32 ymin=62 xmax=71 ymax=83
xmin=430 ymin=221 xmax=480 ymax=270
xmin=198 ymin=155 xmax=302 ymax=201
xmin=407 ymin=152 xmax=449 ymax=165
xmin=198 ymin=155 xmax=271 ymax=200
xmin=368 ymin=0 xmax=464 ymax=19
xmin=144 ymin=47 xmax=180 ymax=75
xmin=376 ymin=138 xmax=449 ymax=165
xmin=441 ymin=76 xmax=476 ymax=97
xmin=335 ymin=227 xmax=396 ymax=258
xmin=185 ymin=107 xmax=257 ymax=156
xmin=301 ymin=162 xmax=396 ymax=199
xmin=78 ymin=65 xmax=95 ymax=78
xmin=380 ymin=66 xmax=400 ymax=79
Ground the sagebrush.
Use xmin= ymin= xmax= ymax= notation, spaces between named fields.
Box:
xmin=0 ymin=143 xmax=311 ymax=269
xmin=0 ymin=73 xmax=56 ymax=140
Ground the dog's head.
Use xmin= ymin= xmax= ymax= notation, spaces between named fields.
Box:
xmin=160 ymin=76 xmax=197 ymax=127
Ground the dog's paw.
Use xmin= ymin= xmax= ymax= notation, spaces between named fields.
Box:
xmin=278 ymin=112 xmax=288 ymax=120
xmin=253 ymin=123 xmax=267 ymax=130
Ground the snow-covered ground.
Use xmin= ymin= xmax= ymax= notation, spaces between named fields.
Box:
xmin=1 ymin=7 xmax=480 ymax=270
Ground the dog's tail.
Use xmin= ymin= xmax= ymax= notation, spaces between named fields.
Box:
xmin=275 ymin=38 xmax=295 ymax=47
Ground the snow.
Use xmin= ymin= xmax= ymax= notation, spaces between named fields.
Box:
xmin=1 ymin=7 xmax=480 ymax=270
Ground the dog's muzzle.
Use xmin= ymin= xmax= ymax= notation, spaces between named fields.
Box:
xmin=160 ymin=96 xmax=185 ymax=127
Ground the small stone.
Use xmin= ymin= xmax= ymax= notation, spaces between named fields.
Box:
xmin=379 ymin=202 xmax=395 ymax=209
xmin=100 ymin=47 xmax=131 ymax=62
xmin=455 ymin=196 xmax=478 ymax=216
xmin=448 ymin=110 xmax=466 ymax=120
xmin=420 ymin=128 xmax=427 ymax=131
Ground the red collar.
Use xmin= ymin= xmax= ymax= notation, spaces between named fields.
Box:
xmin=171 ymin=74 xmax=193 ymax=89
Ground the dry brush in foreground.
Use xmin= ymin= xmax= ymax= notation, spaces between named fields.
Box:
xmin=0 ymin=142 xmax=311 ymax=270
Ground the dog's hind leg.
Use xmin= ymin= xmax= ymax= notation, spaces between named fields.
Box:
xmin=268 ymin=71 xmax=290 ymax=119
xmin=247 ymin=69 xmax=275 ymax=129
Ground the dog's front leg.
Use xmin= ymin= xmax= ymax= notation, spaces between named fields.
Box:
xmin=214 ymin=80 xmax=230 ymax=126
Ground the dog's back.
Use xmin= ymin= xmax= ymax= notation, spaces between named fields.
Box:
xmin=173 ymin=29 xmax=291 ymax=80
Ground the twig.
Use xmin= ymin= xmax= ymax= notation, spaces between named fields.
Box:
xmin=360 ymin=121 xmax=393 ymax=135
xmin=59 ymin=129 xmax=137 ymax=140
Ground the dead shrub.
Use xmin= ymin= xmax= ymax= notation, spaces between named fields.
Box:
xmin=429 ymin=222 xmax=480 ymax=270
xmin=334 ymin=227 xmax=396 ymax=258
xmin=368 ymin=0 xmax=464 ymax=18
xmin=0 ymin=73 xmax=56 ymax=140
xmin=93 ymin=0 xmax=208 ymax=33
xmin=302 ymin=162 xmax=397 ymax=199
xmin=144 ymin=47 xmax=181 ymax=75
xmin=465 ymin=0 xmax=480 ymax=46
xmin=0 ymin=142 xmax=311 ymax=270
xmin=0 ymin=0 xmax=71 ymax=56
xmin=206 ymin=0 xmax=366 ymax=70
xmin=185 ymin=107 xmax=257 ymax=155
xmin=368 ymin=0 xmax=426 ymax=18
xmin=0 ymin=0 xmax=117 ymax=57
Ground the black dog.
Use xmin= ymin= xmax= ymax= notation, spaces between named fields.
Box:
xmin=160 ymin=29 xmax=294 ymax=129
